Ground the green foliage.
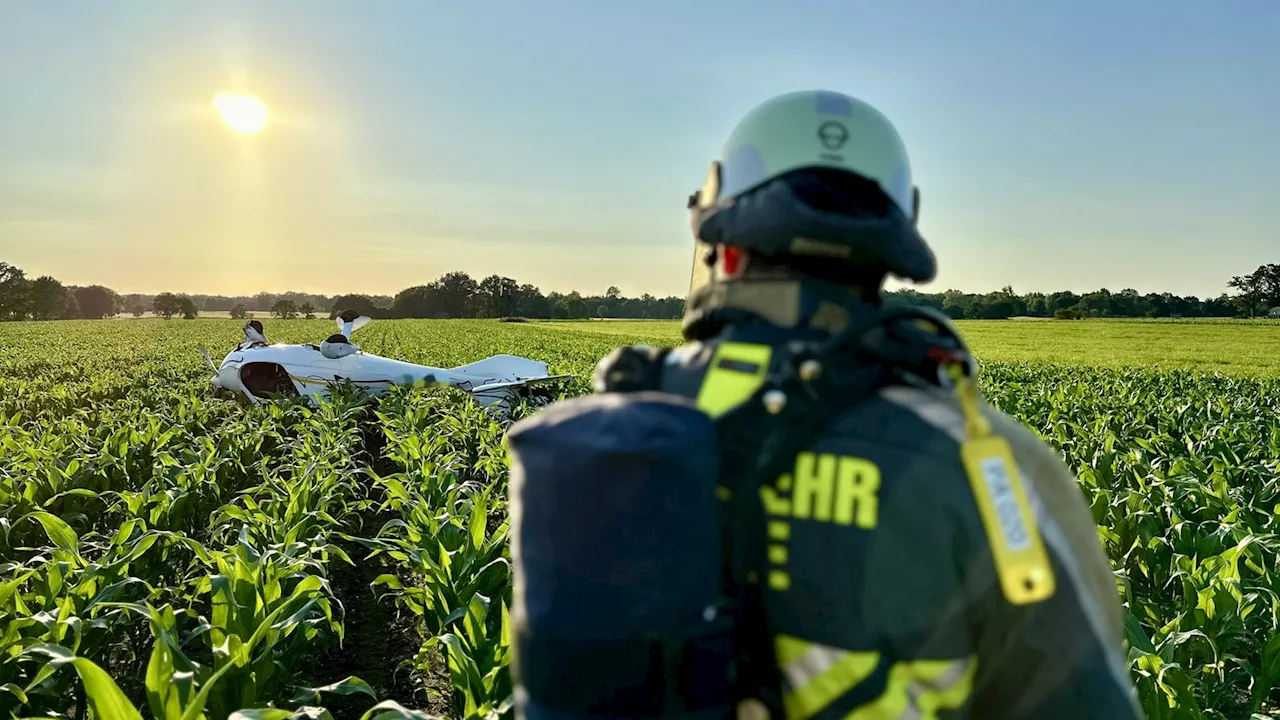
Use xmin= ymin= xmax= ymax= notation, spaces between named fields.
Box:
xmin=154 ymin=293 xmax=199 ymax=320
xmin=1 ymin=317 xmax=1279 ymax=718
xmin=271 ymin=300 xmax=299 ymax=320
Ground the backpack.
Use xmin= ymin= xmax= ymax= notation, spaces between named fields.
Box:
xmin=505 ymin=304 xmax=973 ymax=720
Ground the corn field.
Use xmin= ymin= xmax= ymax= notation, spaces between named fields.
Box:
xmin=2 ymin=318 xmax=1279 ymax=720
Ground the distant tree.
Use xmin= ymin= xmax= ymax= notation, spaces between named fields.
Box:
xmin=152 ymin=292 xmax=182 ymax=319
xmin=516 ymin=284 xmax=550 ymax=318
xmin=329 ymin=294 xmax=379 ymax=320
xmin=1227 ymin=264 xmax=1280 ymax=317
xmin=1142 ymin=293 xmax=1169 ymax=318
xmin=123 ymin=295 xmax=149 ymax=318
xmin=1204 ymin=294 xmax=1237 ymax=317
xmin=432 ymin=271 xmax=479 ymax=317
xmin=60 ymin=291 xmax=81 ymax=320
xmin=1111 ymin=288 xmax=1142 ymax=317
xmin=1046 ymin=291 xmax=1079 ymax=313
xmin=390 ymin=285 xmax=440 ymax=318
xmin=300 ymin=301 xmax=316 ymax=319
xmin=597 ymin=304 xmax=609 ymax=318
xmin=74 ymin=285 xmax=119 ymax=319
xmin=272 ymin=299 xmax=299 ymax=319
xmin=1227 ymin=273 xmax=1264 ymax=318
xmin=1254 ymin=264 xmax=1280 ymax=308
xmin=1022 ymin=292 xmax=1050 ymax=318
xmin=939 ymin=289 xmax=969 ymax=319
xmin=230 ymin=303 xmax=248 ymax=319
xmin=178 ymin=295 xmax=199 ymax=319
xmin=999 ymin=285 xmax=1028 ymax=316
xmin=606 ymin=286 xmax=621 ymax=299
xmin=477 ymin=274 xmax=520 ymax=317
xmin=29 ymin=276 xmax=69 ymax=320
xmin=564 ymin=292 xmax=587 ymax=319
xmin=0 ymin=262 xmax=31 ymax=320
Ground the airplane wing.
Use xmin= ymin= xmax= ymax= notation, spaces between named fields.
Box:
xmin=450 ymin=354 xmax=549 ymax=380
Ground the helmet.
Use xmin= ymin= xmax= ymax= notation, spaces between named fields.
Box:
xmin=687 ymin=90 xmax=935 ymax=297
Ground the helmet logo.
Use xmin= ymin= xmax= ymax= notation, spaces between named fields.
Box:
xmin=817 ymin=121 xmax=849 ymax=151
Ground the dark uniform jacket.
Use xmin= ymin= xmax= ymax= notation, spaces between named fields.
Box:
xmin=609 ymin=282 xmax=1143 ymax=720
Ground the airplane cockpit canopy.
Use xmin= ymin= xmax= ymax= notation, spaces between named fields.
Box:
xmin=240 ymin=362 xmax=298 ymax=399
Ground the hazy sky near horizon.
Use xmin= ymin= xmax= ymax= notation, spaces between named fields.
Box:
xmin=1 ymin=1 xmax=1277 ymax=299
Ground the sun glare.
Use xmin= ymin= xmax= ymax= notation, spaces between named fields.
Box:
xmin=213 ymin=92 xmax=270 ymax=135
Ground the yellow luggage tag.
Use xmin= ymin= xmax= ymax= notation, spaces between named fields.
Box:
xmin=949 ymin=364 xmax=1055 ymax=605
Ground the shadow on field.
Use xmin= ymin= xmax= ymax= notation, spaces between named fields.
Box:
xmin=309 ymin=540 xmax=427 ymax=715
xmin=300 ymin=404 xmax=455 ymax=717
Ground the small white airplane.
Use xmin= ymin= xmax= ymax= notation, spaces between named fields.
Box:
xmin=198 ymin=316 xmax=573 ymax=416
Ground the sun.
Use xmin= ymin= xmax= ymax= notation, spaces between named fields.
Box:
xmin=213 ymin=92 xmax=270 ymax=135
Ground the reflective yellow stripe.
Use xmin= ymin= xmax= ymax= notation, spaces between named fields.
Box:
xmin=776 ymin=634 xmax=812 ymax=668
xmin=773 ymin=635 xmax=976 ymax=720
xmin=905 ymin=658 xmax=977 ymax=717
xmin=289 ymin=375 xmax=391 ymax=386
xmin=845 ymin=656 xmax=977 ymax=720
xmin=694 ymin=342 xmax=772 ymax=418
xmin=290 ymin=375 xmax=328 ymax=385
xmin=775 ymin=635 xmax=880 ymax=720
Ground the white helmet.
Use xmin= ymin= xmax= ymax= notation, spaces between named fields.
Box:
xmin=687 ymin=90 xmax=934 ymax=296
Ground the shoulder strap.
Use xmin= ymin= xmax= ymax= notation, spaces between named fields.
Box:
xmin=712 ymin=345 xmax=893 ymax=716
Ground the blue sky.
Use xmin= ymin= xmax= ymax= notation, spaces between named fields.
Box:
xmin=0 ymin=0 xmax=1276 ymax=299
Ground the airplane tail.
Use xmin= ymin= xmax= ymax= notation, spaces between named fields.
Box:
xmin=450 ymin=354 xmax=549 ymax=380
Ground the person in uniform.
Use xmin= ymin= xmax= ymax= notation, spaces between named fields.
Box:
xmin=585 ymin=89 xmax=1144 ymax=719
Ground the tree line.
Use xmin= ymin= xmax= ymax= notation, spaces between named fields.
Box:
xmin=2 ymin=259 xmax=1277 ymax=322
xmin=0 ymin=263 xmax=686 ymax=321
xmin=893 ymin=263 xmax=1280 ymax=320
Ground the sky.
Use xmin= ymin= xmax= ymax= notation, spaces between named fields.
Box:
xmin=0 ymin=0 xmax=1277 ymax=300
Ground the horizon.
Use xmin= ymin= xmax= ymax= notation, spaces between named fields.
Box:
xmin=1 ymin=1 xmax=1277 ymax=300
xmin=4 ymin=255 xmax=1255 ymax=302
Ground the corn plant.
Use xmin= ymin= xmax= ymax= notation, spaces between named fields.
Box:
xmin=4 ymin=317 xmax=1280 ymax=718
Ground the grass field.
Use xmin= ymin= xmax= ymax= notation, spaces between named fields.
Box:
xmin=539 ymin=317 xmax=1280 ymax=377
xmin=2 ymin=317 xmax=1280 ymax=719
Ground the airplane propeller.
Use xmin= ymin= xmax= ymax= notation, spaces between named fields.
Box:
xmin=335 ymin=315 xmax=371 ymax=341
xmin=198 ymin=344 xmax=218 ymax=374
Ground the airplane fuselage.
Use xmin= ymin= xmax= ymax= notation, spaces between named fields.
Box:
xmin=212 ymin=342 xmax=549 ymax=409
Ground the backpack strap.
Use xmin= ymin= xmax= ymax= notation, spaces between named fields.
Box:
xmin=711 ymin=342 xmax=895 ymax=718
xmin=710 ymin=303 xmax=977 ymax=718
